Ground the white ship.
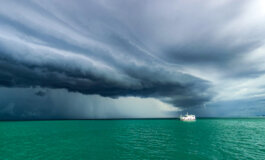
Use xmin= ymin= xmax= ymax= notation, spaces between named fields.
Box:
xmin=180 ymin=113 xmax=196 ymax=121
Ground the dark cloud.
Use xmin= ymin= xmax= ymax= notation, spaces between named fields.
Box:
xmin=0 ymin=0 xmax=218 ymax=110
xmin=0 ymin=56 xmax=212 ymax=108
xmin=35 ymin=90 xmax=46 ymax=96
xmin=0 ymin=0 xmax=265 ymax=119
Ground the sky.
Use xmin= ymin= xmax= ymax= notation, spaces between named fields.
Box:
xmin=0 ymin=0 xmax=265 ymax=120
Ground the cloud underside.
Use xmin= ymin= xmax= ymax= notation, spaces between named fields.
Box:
xmin=0 ymin=57 xmax=211 ymax=108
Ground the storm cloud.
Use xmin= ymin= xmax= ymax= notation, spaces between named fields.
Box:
xmin=1 ymin=0 xmax=265 ymax=119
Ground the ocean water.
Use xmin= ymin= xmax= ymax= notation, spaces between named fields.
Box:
xmin=0 ymin=119 xmax=265 ymax=160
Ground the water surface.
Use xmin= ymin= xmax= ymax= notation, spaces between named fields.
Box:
xmin=1 ymin=119 xmax=265 ymax=160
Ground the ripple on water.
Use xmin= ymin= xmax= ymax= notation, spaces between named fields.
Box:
xmin=0 ymin=119 xmax=265 ymax=160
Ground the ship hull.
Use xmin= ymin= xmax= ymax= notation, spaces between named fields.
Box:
xmin=180 ymin=118 xmax=196 ymax=121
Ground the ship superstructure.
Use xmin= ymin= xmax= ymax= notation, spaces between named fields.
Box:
xmin=180 ymin=113 xmax=196 ymax=121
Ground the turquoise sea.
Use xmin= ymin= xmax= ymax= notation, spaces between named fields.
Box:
xmin=1 ymin=119 xmax=265 ymax=160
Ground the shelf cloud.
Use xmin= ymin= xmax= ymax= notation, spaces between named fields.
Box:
xmin=1 ymin=0 xmax=265 ymax=119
